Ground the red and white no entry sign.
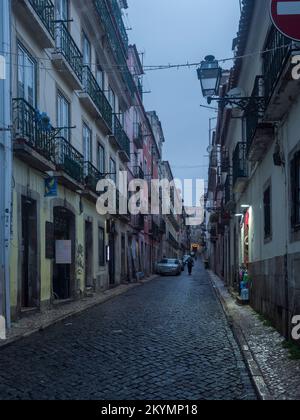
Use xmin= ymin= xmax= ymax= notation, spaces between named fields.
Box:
xmin=271 ymin=0 xmax=300 ymax=41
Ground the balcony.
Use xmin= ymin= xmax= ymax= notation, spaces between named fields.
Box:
xmin=132 ymin=214 xmax=145 ymax=231
xmin=94 ymin=0 xmax=136 ymax=99
xmin=159 ymin=219 xmax=166 ymax=234
xmin=54 ymin=137 xmax=84 ymax=190
xmin=224 ymin=175 xmax=234 ymax=209
xmin=109 ymin=0 xmax=129 ymax=52
xmin=208 ymin=225 xmax=217 ymax=243
xmin=263 ymin=28 xmax=300 ymax=121
xmin=133 ymin=123 xmax=144 ymax=149
xmin=52 ymin=24 xmax=83 ymax=90
xmin=14 ymin=0 xmax=55 ymax=48
xmin=137 ymin=78 xmax=143 ymax=101
xmin=246 ymin=76 xmax=274 ymax=162
xmin=232 ymin=143 xmax=248 ymax=193
xmin=84 ymin=162 xmax=104 ymax=197
xmin=167 ymin=211 xmax=180 ymax=233
xmin=110 ymin=115 xmax=130 ymax=162
xmin=133 ymin=166 xmax=144 ymax=179
xmin=150 ymin=219 xmax=160 ymax=237
xmin=221 ymin=149 xmax=229 ymax=173
xmin=12 ymin=98 xmax=56 ymax=172
xmin=79 ymin=66 xmax=113 ymax=133
xmin=168 ymin=233 xmax=179 ymax=251
xmin=116 ymin=190 xmax=130 ymax=222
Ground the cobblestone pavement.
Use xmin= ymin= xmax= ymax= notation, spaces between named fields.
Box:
xmin=0 ymin=263 xmax=256 ymax=400
xmin=210 ymin=272 xmax=300 ymax=400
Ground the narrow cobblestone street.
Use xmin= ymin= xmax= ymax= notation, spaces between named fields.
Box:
xmin=0 ymin=262 xmax=256 ymax=400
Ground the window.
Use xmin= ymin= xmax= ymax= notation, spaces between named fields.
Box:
xmin=17 ymin=44 xmax=36 ymax=107
xmin=57 ymin=92 xmax=70 ymax=140
xmin=55 ymin=0 xmax=68 ymax=49
xmin=97 ymin=142 xmax=105 ymax=175
xmin=98 ymin=227 xmax=105 ymax=267
xmin=291 ymin=152 xmax=300 ymax=229
xmin=133 ymin=108 xmax=139 ymax=138
xmin=96 ymin=63 xmax=104 ymax=90
xmin=82 ymin=32 xmax=91 ymax=67
xmin=119 ymin=111 xmax=125 ymax=128
xmin=109 ymin=158 xmax=117 ymax=184
xmin=83 ymin=123 xmax=92 ymax=162
xmin=264 ymin=184 xmax=272 ymax=240
xmin=56 ymin=0 xmax=68 ymax=21
xmin=108 ymin=86 xmax=115 ymax=112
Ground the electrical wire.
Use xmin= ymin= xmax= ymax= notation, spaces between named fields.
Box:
xmin=0 ymin=41 xmax=294 ymax=73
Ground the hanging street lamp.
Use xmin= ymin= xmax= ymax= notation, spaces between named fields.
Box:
xmin=197 ymin=55 xmax=222 ymax=98
xmin=197 ymin=56 xmax=266 ymax=113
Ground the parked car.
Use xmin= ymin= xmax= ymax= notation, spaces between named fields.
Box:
xmin=156 ymin=259 xmax=182 ymax=276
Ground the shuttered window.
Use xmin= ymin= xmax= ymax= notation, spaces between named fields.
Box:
xmin=291 ymin=152 xmax=300 ymax=230
xmin=264 ymin=185 xmax=272 ymax=240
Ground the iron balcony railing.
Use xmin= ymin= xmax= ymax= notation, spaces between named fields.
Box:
xmin=137 ymin=78 xmax=143 ymax=100
xmin=84 ymin=161 xmax=104 ymax=193
xmin=133 ymin=122 xmax=143 ymax=147
xmin=55 ymin=137 xmax=84 ymax=183
xmin=82 ymin=66 xmax=113 ymax=130
xmin=246 ymin=76 xmax=265 ymax=153
xmin=150 ymin=219 xmax=160 ymax=237
xmin=224 ymin=175 xmax=232 ymax=205
xmin=232 ymin=142 xmax=248 ymax=187
xmin=168 ymin=233 xmax=179 ymax=250
xmin=56 ymin=23 xmax=83 ymax=83
xmin=168 ymin=211 xmax=180 ymax=232
xmin=109 ymin=0 xmax=129 ymax=51
xmin=133 ymin=165 xmax=144 ymax=179
xmin=13 ymin=98 xmax=55 ymax=161
xmin=263 ymin=27 xmax=293 ymax=103
xmin=94 ymin=0 xmax=135 ymax=97
xmin=28 ymin=0 xmax=55 ymax=39
xmin=133 ymin=214 xmax=144 ymax=230
xmin=113 ymin=115 xmax=130 ymax=158
xmin=221 ymin=149 xmax=230 ymax=173
xmin=159 ymin=219 xmax=166 ymax=234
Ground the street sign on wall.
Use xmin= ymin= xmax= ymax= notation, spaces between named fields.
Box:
xmin=271 ymin=0 xmax=300 ymax=41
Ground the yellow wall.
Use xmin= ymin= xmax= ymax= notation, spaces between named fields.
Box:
xmin=10 ymin=158 xmax=109 ymax=315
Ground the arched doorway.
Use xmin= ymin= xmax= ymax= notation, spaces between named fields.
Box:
xmin=53 ymin=207 xmax=75 ymax=301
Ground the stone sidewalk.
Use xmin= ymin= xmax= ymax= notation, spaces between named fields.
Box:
xmin=209 ymin=271 xmax=300 ymax=400
xmin=0 ymin=276 xmax=158 ymax=349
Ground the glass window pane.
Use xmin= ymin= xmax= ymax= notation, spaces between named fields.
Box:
xmin=17 ymin=44 xmax=36 ymax=107
xmin=57 ymin=93 xmax=70 ymax=140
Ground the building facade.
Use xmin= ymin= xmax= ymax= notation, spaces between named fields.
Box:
xmin=5 ymin=0 xmax=188 ymax=326
xmin=207 ymin=0 xmax=300 ymax=339
xmin=0 ymin=0 xmax=12 ymax=330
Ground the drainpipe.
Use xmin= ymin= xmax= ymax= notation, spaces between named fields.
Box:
xmin=280 ymin=122 xmax=290 ymax=340
xmin=0 ymin=0 xmax=12 ymax=330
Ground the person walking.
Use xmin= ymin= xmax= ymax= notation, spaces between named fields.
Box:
xmin=187 ymin=257 xmax=194 ymax=276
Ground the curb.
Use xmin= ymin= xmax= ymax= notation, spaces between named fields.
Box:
xmin=208 ymin=271 xmax=273 ymax=401
xmin=0 ymin=275 xmax=159 ymax=350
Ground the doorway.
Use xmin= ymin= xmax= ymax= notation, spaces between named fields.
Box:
xmin=109 ymin=234 xmax=115 ymax=286
xmin=85 ymin=221 xmax=93 ymax=288
xmin=21 ymin=196 xmax=39 ymax=309
xmin=53 ymin=207 xmax=75 ymax=300
xmin=121 ymin=234 xmax=126 ymax=283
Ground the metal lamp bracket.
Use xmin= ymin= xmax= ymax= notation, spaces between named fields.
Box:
xmin=207 ymin=96 xmax=266 ymax=114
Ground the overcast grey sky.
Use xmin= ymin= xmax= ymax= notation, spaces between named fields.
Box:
xmin=126 ymin=0 xmax=241 ymax=182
